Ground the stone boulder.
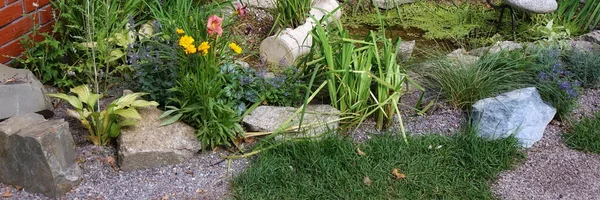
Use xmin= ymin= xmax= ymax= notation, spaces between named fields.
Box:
xmin=240 ymin=0 xmax=275 ymax=9
xmin=243 ymin=105 xmax=340 ymax=140
xmin=472 ymin=87 xmax=556 ymax=148
xmin=447 ymin=48 xmax=479 ymax=66
xmin=488 ymin=41 xmax=523 ymax=54
xmin=503 ymin=0 xmax=557 ymax=14
xmin=397 ymin=40 xmax=416 ymax=61
xmin=0 ymin=64 xmax=53 ymax=120
xmin=0 ymin=113 xmax=81 ymax=198
xmin=373 ymin=0 xmax=416 ymax=9
xmin=568 ymin=40 xmax=600 ymax=52
xmin=118 ymin=107 xmax=201 ymax=171
xmin=578 ymin=30 xmax=600 ymax=45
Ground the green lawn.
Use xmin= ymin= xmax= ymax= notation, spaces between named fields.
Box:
xmin=231 ymin=129 xmax=524 ymax=199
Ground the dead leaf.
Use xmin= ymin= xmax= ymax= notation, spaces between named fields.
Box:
xmin=356 ymin=147 xmax=366 ymax=156
xmin=107 ymin=156 xmax=118 ymax=171
xmin=244 ymin=137 xmax=256 ymax=144
xmin=2 ymin=190 xmax=12 ymax=198
xmin=392 ymin=168 xmax=406 ymax=180
xmin=196 ymin=188 xmax=206 ymax=194
xmin=13 ymin=186 xmax=22 ymax=191
xmin=161 ymin=194 xmax=169 ymax=200
xmin=363 ymin=176 xmax=372 ymax=186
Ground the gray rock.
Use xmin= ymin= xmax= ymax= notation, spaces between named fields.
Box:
xmin=503 ymin=0 xmax=558 ymax=14
xmin=243 ymin=105 xmax=340 ymax=140
xmin=568 ymin=40 xmax=600 ymax=52
xmin=373 ymin=0 xmax=416 ymax=9
xmin=578 ymin=30 xmax=600 ymax=45
xmin=468 ymin=46 xmax=491 ymax=57
xmin=447 ymin=48 xmax=479 ymax=66
xmin=118 ymin=107 xmax=200 ymax=171
xmin=397 ymin=40 xmax=416 ymax=61
xmin=0 ymin=113 xmax=81 ymax=198
xmin=472 ymin=87 xmax=556 ymax=148
xmin=0 ymin=64 xmax=53 ymax=120
xmin=240 ymin=0 xmax=275 ymax=9
xmin=489 ymin=41 xmax=523 ymax=54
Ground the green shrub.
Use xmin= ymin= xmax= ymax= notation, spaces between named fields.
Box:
xmin=129 ymin=36 xmax=179 ymax=107
xmin=564 ymin=49 xmax=600 ymax=88
xmin=529 ymin=47 xmax=580 ymax=119
xmin=564 ymin=113 xmax=600 ymax=154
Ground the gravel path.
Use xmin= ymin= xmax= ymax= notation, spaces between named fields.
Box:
xmin=493 ymin=89 xmax=600 ymax=200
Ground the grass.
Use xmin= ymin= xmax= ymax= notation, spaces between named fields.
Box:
xmin=563 ymin=114 xmax=600 ymax=154
xmin=419 ymin=51 xmax=531 ymax=110
xmin=231 ymin=128 xmax=524 ymax=199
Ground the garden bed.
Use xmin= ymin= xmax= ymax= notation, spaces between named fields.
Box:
xmin=4 ymin=0 xmax=600 ymax=199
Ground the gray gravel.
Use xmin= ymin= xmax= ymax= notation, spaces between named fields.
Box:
xmin=0 ymin=86 xmax=249 ymax=200
xmin=493 ymin=88 xmax=600 ymax=200
xmin=0 ymin=147 xmax=248 ymax=200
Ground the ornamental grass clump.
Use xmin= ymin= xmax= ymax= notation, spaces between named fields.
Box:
xmin=420 ymin=50 xmax=531 ymax=110
xmin=306 ymin=13 xmax=421 ymax=139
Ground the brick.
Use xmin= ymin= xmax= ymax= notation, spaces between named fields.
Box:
xmin=0 ymin=1 xmax=5 ymax=9
xmin=0 ymin=2 xmax=23 ymax=27
xmin=36 ymin=4 xmax=53 ymax=25
xmin=0 ymin=39 xmax=24 ymax=64
xmin=24 ymin=0 xmax=50 ymax=13
xmin=7 ymin=0 xmax=19 ymax=4
xmin=0 ymin=17 xmax=34 ymax=46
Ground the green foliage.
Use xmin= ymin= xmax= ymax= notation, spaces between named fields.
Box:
xmin=529 ymin=47 xmax=580 ymax=119
xmin=130 ymin=38 xmax=179 ymax=107
xmin=307 ymin=17 xmax=420 ymax=132
xmin=149 ymin=0 xmax=247 ymax=149
xmin=342 ymin=1 xmax=496 ymax=40
xmin=420 ymin=51 xmax=531 ymax=110
xmin=271 ymin=0 xmax=312 ymax=29
xmin=564 ymin=113 xmax=600 ymax=154
xmin=554 ymin=0 xmax=600 ymax=34
xmin=48 ymin=85 xmax=158 ymax=146
xmin=49 ymin=0 xmax=146 ymax=93
xmin=231 ymin=129 xmax=523 ymax=199
xmin=13 ymin=32 xmax=80 ymax=88
xmin=564 ymin=49 xmax=600 ymax=88
xmin=168 ymin=72 xmax=244 ymax=150
xmin=263 ymin=66 xmax=307 ymax=107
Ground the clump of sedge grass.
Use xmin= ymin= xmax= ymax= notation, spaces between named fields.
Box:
xmin=419 ymin=51 xmax=531 ymax=110
xmin=563 ymin=113 xmax=600 ymax=154
xmin=231 ymin=127 xmax=523 ymax=199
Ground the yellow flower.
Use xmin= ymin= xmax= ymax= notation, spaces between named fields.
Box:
xmin=198 ymin=41 xmax=210 ymax=56
xmin=184 ymin=45 xmax=197 ymax=54
xmin=178 ymin=35 xmax=194 ymax=48
xmin=228 ymin=42 xmax=242 ymax=54
xmin=176 ymin=28 xmax=185 ymax=34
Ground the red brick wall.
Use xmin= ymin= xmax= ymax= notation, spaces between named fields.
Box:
xmin=0 ymin=0 xmax=54 ymax=64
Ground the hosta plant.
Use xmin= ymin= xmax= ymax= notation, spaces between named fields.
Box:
xmin=48 ymin=85 xmax=159 ymax=146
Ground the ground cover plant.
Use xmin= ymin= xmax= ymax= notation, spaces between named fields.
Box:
xmin=231 ymin=128 xmax=524 ymax=199
xmin=563 ymin=113 xmax=600 ymax=154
